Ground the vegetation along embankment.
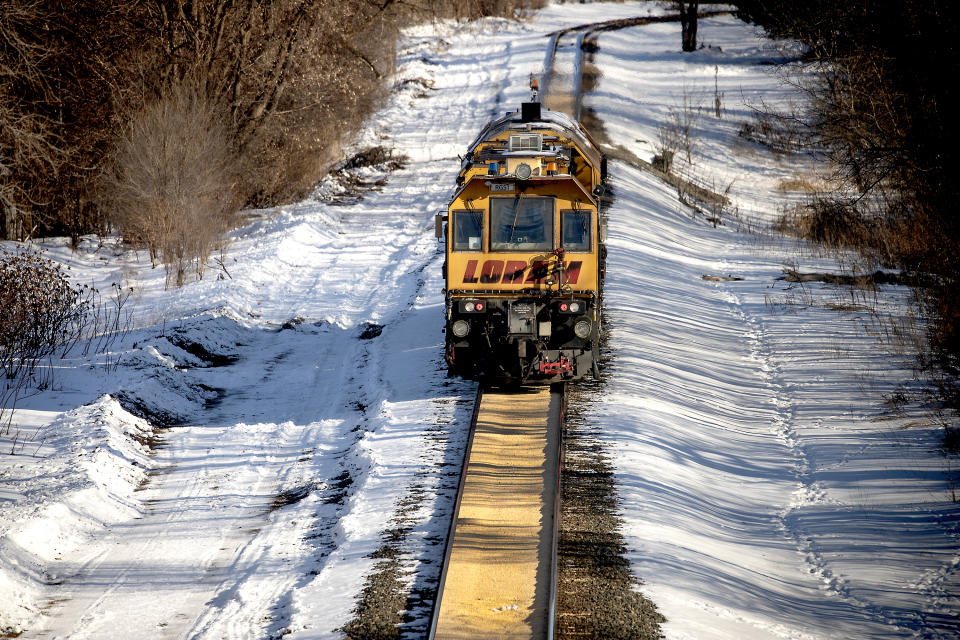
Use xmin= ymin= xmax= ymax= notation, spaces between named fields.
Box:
xmin=0 ymin=0 xmax=544 ymax=285
xmin=734 ymin=0 xmax=960 ymax=451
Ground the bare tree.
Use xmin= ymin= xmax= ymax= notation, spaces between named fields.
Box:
xmin=678 ymin=1 xmax=699 ymax=52
xmin=0 ymin=1 xmax=64 ymax=240
xmin=100 ymin=79 xmax=239 ymax=286
xmin=3 ymin=0 xmax=547 ymax=248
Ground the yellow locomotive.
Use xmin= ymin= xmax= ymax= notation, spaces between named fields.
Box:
xmin=437 ymin=96 xmax=607 ymax=383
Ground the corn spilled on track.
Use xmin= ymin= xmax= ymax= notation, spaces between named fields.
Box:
xmin=429 ymin=385 xmax=564 ymax=640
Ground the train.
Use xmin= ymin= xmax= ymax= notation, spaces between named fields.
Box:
xmin=437 ymin=91 xmax=607 ymax=384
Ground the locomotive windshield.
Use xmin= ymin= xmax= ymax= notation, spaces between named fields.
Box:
xmin=490 ymin=197 xmax=554 ymax=251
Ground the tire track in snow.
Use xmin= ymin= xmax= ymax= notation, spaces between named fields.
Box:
xmin=333 ymin=29 xmax=520 ymax=636
xmin=183 ymin=318 xmax=398 ymax=638
xmin=30 ymin=407 xmax=277 ymax=639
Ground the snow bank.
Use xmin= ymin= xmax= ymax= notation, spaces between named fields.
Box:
xmin=0 ymin=397 xmax=155 ymax=634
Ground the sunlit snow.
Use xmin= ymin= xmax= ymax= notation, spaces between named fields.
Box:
xmin=1 ymin=3 xmax=957 ymax=639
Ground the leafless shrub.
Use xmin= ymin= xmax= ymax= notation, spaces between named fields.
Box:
xmin=775 ymin=199 xmax=872 ymax=249
xmin=0 ymin=249 xmax=90 ymax=433
xmin=99 ymin=80 xmax=239 ymax=287
xmin=737 ymin=109 xmax=802 ymax=154
xmin=706 ymin=178 xmax=735 ymax=228
xmin=713 ymin=65 xmax=724 ymax=118
xmin=82 ymin=282 xmax=135 ymax=365
xmin=657 ymin=89 xmax=703 ymax=167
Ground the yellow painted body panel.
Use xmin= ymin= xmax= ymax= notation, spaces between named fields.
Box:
xmin=446 ymin=251 xmax=598 ymax=293
xmin=446 ymin=178 xmax=599 ymax=293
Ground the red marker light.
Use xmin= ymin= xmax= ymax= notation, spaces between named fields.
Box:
xmin=560 ymin=302 xmax=568 ymax=312
xmin=475 ymin=302 xmax=484 ymax=311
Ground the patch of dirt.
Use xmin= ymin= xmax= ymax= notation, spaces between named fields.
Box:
xmin=127 ymin=425 xmax=168 ymax=452
xmin=341 ymin=146 xmax=408 ymax=172
xmin=115 ymin=391 xmax=183 ymax=428
xmin=778 ymin=268 xmax=928 ymax=287
xmin=322 ymin=470 xmax=354 ymax=506
xmin=281 ymin=316 xmax=306 ymax=330
xmin=318 ymin=147 xmax=409 ymax=206
xmin=166 ymin=333 xmax=238 ymax=367
xmin=359 ymin=323 xmax=384 ymax=340
xmin=339 ymin=539 xmax=410 ymax=640
xmin=270 ymin=484 xmax=314 ymax=511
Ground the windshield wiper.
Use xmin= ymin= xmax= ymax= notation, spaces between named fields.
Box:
xmin=507 ymin=191 xmax=525 ymax=244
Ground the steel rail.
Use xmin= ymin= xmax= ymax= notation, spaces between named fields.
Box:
xmin=572 ymin=31 xmax=586 ymax=124
xmin=545 ymin=383 xmax=566 ymax=639
xmin=427 ymin=384 xmax=484 ymax=640
xmin=540 ymin=32 xmax=562 ymax=99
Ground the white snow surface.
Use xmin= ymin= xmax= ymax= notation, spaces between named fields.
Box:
xmin=1 ymin=2 xmax=958 ymax=639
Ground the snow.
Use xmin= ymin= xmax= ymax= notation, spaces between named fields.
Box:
xmin=1 ymin=2 xmax=958 ymax=639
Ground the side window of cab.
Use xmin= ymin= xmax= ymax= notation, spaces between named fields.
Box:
xmin=452 ymin=210 xmax=483 ymax=251
xmin=561 ymin=210 xmax=592 ymax=252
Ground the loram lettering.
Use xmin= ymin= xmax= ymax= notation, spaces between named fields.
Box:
xmin=461 ymin=259 xmax=581 ymax=284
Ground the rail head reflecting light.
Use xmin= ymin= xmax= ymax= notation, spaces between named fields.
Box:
xmin=452 ymin=319 xmax=470 ymax=337
xmin=574 ymin=319 xmax=592 ymax=339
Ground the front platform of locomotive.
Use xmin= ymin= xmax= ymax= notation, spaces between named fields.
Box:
xmin=438 ymin=100 xmax=606 ymax=384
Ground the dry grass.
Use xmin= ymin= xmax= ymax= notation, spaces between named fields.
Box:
xmin=775 ymin=173 xmax=829 ymax=193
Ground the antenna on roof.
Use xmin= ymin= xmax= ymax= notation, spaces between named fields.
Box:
xmin=529 ymin=74 xmax=540 ymax=102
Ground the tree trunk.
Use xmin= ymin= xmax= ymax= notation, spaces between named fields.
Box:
xmin=679 ymin=1 xmax=698 ymax=52
xmin=3 ymin=203 xmax=23 ymax=241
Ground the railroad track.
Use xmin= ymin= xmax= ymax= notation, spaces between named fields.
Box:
xmin=428 ymin=384 xmax=565 ymax=640
xmin=428 ymin=13 xmax=742 ymax=637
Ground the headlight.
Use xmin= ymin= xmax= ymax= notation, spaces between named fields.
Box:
xmin=515 ymin=163 xmax=532 ymax=180
xmin=464 ymin=302 xmax=475 ymax=312
xmin=573 ymin=319 xmax=592 ymax=339
xmin=452 ymin=319 xmax=470 ymax=337
xmin=569 ymin=301 xmax=581 ymax=313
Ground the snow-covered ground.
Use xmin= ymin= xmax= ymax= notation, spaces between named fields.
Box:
xmin=1 ymin=2 xmax=957 ymax=639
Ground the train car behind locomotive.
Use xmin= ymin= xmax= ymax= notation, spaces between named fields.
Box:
xmin=437 ymin=93 xmax=607 ymax=384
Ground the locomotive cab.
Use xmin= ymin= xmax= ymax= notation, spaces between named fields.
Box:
xmin=440 ymin=100 xmax=606 ymax=384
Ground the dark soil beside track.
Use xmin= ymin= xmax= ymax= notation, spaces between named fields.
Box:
xmin=555 ymin=379 xmax=666 ymax=640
